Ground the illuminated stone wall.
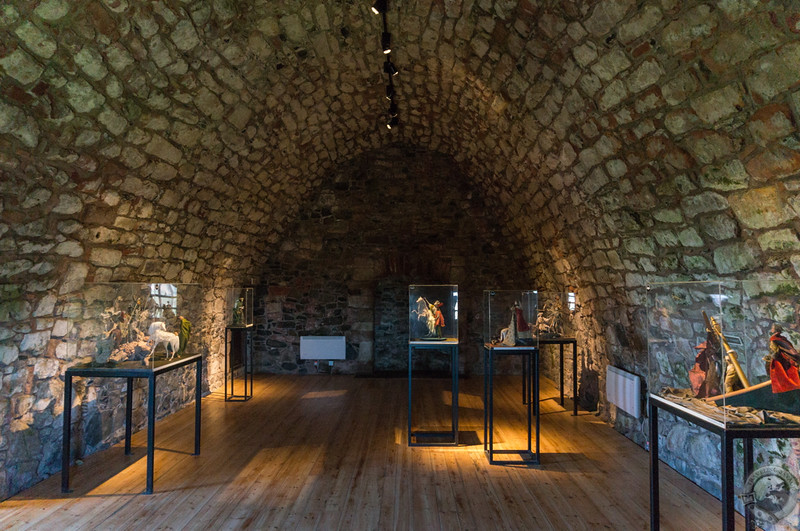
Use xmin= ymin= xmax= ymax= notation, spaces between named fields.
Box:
xmin=1 ymin=2 xmax=800 ymax=522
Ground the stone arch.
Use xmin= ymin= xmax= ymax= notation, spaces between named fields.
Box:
xmin=255 ymin=144 xmax=537 ymax=375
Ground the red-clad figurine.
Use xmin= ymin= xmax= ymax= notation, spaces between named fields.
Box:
xmin=431 ymin=300 xmax=444 ymax=338
xmin=767 ymin=324 xmax=800 ymax=393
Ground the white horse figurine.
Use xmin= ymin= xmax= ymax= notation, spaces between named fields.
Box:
xmin=147 ymin=321 xmax=180 ymax=360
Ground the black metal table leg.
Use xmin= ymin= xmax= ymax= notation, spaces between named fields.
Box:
xmin=146 ymin=373 xmax=156 ymax=495
xmin=534 ymin=349 xmax=540 ymax=460
xmin=572 ymin=341 xmax=578 ymax=416
xmin=722 ymin=433 xmax=735 ymax=531
xmin=483 ymin=348 xmax=488 ymax=454
xmin=224 ymin=328 xmax=229 ymax=401
xmin=559 ymin=343 xmax=564 ymax=406
xmin=452 ymin=347 xmax=459 ymax=444
xmin=125 ymin=377 xmax=133 ymax=455
xmin=248 ymin=330 xmax=254 ymax=398
xmin=526 ymin=351 xmax=532 ymax=454
xmin=488 ymin=348 xmax=494 ymax=462
xmin=521 ymin=367 xmax=526 ymax=405
xmin=649 ymin=399 xmax=659 ymax=531
xmin=195 ymin=357 xmax=202 ymax=455
xmin=61 ymin=373 xmax=72 ymax=493
xmin=407 ymin=344 xmax=412 ymax=446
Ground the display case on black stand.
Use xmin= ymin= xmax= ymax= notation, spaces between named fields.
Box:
xmin=225 ymin=287 xmax=254 ymax=401
xmin=408 ymin=284 xmax=459 ymax=446
xmin=60 ymin=282 xmax=203 ymax=495
xmin=647 ymin=280 xmax=800 ymax=531
xmin=483 ymin=289 xmax=540 ymax=465
xmin=535 ymin=291 xmax=580 ymax=415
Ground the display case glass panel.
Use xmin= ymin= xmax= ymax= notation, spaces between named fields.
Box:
xmin=483 ymin=290 xmax=538 ymax=347
xmin=409 ymin=284 xmax=458 ymax=342
xmin=535 ymin=291 xmax=578 ymax=339
xmin=648 ymin=279 xmax=800 ymax=427
xmin=64 ymin=282 xmax=203 ymax=369
xmin=226 ymin=287 xmax=253 ymax=328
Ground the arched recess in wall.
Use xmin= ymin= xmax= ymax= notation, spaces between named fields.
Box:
xmin=252 ymin=144 xmax=561 ymax=376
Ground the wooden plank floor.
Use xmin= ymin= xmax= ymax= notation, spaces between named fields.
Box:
xmin=0 ymin=374 xmax=742 ymax=530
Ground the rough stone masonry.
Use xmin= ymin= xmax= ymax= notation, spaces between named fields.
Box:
xmin=1 ymin=1 xmax=800 ymax=523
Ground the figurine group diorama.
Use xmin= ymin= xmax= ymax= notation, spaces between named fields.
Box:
xmin=687 ymin=311 xmax=800 ymax=415
xmin=97 ymin=295 xmax=192 ymax=366
xmin=488 ymin=299 xmax=570 ymax=346
xmin=413 ymin=296 xmax=446 ymax=339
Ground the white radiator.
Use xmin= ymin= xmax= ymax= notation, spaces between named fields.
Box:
xmin=300 ymin=336 xmax=346 ymax=360
xmin=606 ymin=365 xmax=641 ymax=418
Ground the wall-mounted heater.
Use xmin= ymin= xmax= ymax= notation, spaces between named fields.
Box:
xmin=300 ymin=336 xmax=346 ymax=360
xmin=606 ymin=365 xmax=641 ymax=418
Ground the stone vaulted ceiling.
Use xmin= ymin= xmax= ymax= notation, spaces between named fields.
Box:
xmin=1 ymin=0 xmax=799 ymax=298
xmin=2 ymin=0 xmax=580 ymax=287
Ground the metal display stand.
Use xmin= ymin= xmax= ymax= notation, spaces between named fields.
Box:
xmin=649 ymin=393 xmax=800 ymax=531
xmin=225 ymin=325 xmax=253 ymax=401
xmin=408 ymin=340 xmax=459 ymax=446
xmin=539 ymin=337 xmax=578 ymax=415
xmin=62 ymin=354 xmax=202 ymax=495
xmin=484 ymin=344 xmax=539 ymax=464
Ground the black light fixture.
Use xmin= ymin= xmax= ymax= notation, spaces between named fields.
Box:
xmin=371 ymin=0 xmax=387 ymax=15
xmin=383 ymin=60 xmax=398 ymax=76
xmin=381 ymin=32 xmax=391 ymax=54
xmin=374 ymin=0 xmax=399 ymax=129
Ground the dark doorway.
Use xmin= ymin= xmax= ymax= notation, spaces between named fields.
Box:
xmin=373 ymin=277 xmax=409 ymax=374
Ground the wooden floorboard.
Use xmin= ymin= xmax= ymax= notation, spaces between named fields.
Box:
xmin=1 ymin=374 xmax=743 ymax=530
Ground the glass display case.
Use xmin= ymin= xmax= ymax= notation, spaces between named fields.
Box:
xmin=226 ymin=287 xmax=254 ymax=328
xmin=408 ymin=284 xmax=458 ymax=342
xmin=647 ymin=279 xmax=800 ymax=427
xmin=483 ymin=290 xmax=538 ymax=346
xmin=535 ymin=291 xmax=578 ymax=339
xmin=64 ymin=282 xmax=203 ymax=369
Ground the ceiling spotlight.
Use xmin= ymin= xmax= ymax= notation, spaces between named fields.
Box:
xmin=382 ymin=32 xmax=391 ymax=54
xmin=371 ymin=0 xmax=387 ymax=15
xmin=383 ymin=60 xmax=398 ymax=76
xmin=388 ymin=101 xmax=398 ymax=117
xmin=385 ymin=84 xmax=394 ymax=100
xmin=386 ymin=115 xmax=399 ymax=129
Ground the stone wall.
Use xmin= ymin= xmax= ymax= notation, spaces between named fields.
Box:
xmin=255 ymin=145 xmax=534 ymax=376
xmin=0 ymin=1 xmax=800 ymax=524
xmin=501 ymin=2 xmax=800 ymax=525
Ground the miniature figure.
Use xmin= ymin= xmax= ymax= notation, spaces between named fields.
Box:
xmin=536 ymin=300 xmax=563 ymax=338
xmin=177 ymin=315 xmax=192 ymax=356
xmin=688 ymin=339 xmax=721 ymax=398
xmin=413 ymin=296 xmax=443 ymax=338
xmin=765 ymin=324 xmax=800 ymax=393
xmin=233 ymin=297 xmax=244 ymax=325
xmin=163 ymin=302 xmax=176 ymax=321
xmin=147 ymin=321 xmax=179 ymax=360
xmin=431 ymin=300 xmax=444 ymax=338
xmin=497 ymin=301 xmax=534 ymax=347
